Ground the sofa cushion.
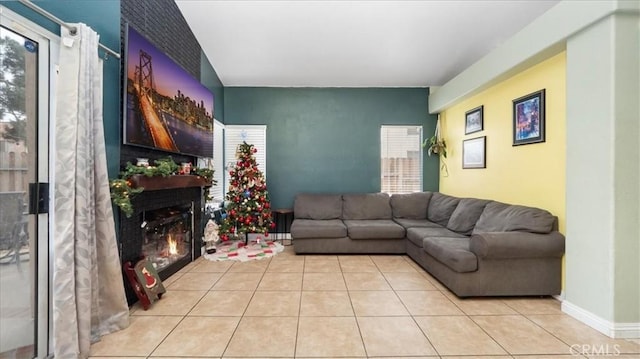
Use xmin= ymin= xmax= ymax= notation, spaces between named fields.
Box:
xmin=294 ymin=194 xmax=342 ymax=220
xmin=290 ymin=219 xmax=347 ymax=239
xmin=343 ymin=220 xmax=405 ymax=239
xmin=446 ymin=198 xmax=491 ymax=235
xmin=427 ymin=193 xmax=461 ymax=227
xmin=406 ymin=226 xmax=466 ymax=248
xmin=473 ymin=201 xmax=556 ymax=234
xmin=423 ymin=237 xmax=477 ymax=273
xmin=393 ymin=218 xmax=442 ymax=229
xmin=342 ymin=193 xmax=392 ymax=220
xmin=390 ymin=192 xmax=432 ymax=219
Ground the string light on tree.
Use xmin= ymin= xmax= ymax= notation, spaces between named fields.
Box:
xmin=218 ymin=142 xmax=275 ymax=242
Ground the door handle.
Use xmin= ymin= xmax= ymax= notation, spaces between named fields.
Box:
xmin=28 ymin=182 xmax=49 ymax=214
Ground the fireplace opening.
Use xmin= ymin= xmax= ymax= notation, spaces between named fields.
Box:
xmin=142 ymin=203 xmax=193 ymax=272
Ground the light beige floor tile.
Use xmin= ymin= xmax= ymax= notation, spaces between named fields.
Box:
xmin=89 ymin=316 xmax=182 ymax=356
xmin=343 ymin=272 xmax=392 ymax=290
xmin=350 ymin=291 xmax=409 ymax=316
xmin=444 ymin=357 xmax=512 ymax=359
xmin=302 ymin=272 xmax=346 ymax=291
xmin=415 ymin=315 xmax=507 ymax=355
xmin=188 ymin=290 xmax=253 ymax=316
xmin=514 ymin=356 xmax=585 ymax=359
xmin=212 ymin=272 xmax=263 ymax=290
xmin=228 ymin=259 xmax=270 ymax=272
xmin=444 ymin=293 xmax=518 ymax=315
xmin=305 ymin=255 xmax=339 ymax=262
xmin=176 ymin=259 xmax=202 ymax=273
xmin=88 ymin=357 xmax=149 ymax=359
xmin=296 ymin=317 xmax=366 ymax=357
xmin=131 ymin=290 xmax=205 ymax=316
xmin=370 ymin=256 xmax=417 ymax=273
xmin=304 ymin=259 xmax=342 ymax=272
xmin=472 ymin=315 xmax=571 ymax=355
xmin=338 ymin=255 xmax=373 ymax=262
xmin=267 ymin=259 xmax=304 ymax=272
xmin=528 ymin=314 xmax=640 ymax=354
xmin=244 ymin=290 xmax=301 ymax=316
xmin=151 ymin=316 xmax=239 ymax=357
xmin=357 ymin=316 xmax=437 ymax=356
xmin=161 ymin=272 xmax=184 ymax=287
xmin=166 ymin=272 xmax=222 ymax=291
xmin=300 ymin=291 xmax=354 ymax=316
xmin=419 ymin=272 xmax=448 ymax=291
xmin=339 ymin=260 xmax=380 ymax=272
xmin=396 ymin=291 xmax=464 ymax=316
xmin=502 ymin=297 xmax=563 ymax=314
xmin=224 ymin=316 xmax=297 ymax=357
xmin=189 ymin=259 xmax=233 ymax=273
xmin=258 ymin=272 xmax=303 ymax=290
xmin=383 ymin=272 xmax=437 ymax=290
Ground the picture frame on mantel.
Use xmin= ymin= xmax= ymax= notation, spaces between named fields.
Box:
xmin=465 ymin=105 xmax=483 ymax=134
xmin=463 ymin=136 xmax=486 ymax=169
xmin=513 ymin=89 xmax=545 ymax=146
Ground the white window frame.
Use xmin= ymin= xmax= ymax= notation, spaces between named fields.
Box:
xmin=380 ymin=125 xmax=423 ymax=194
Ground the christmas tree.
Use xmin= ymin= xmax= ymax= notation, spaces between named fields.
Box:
xmin=218 ymin=142 xmax=275 ymax=242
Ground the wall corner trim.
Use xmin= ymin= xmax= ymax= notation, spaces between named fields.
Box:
xmin=428 ymin=0 xmax=635 ymax=113
xmin=562 ymin=300 xmax=640 ymax=339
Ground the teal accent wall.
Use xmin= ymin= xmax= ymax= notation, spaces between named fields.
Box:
xmin=224 ymin=87 xmax=438 ymax=209
xmin=200 ymin=52 xmax=224 ymax=122
xmin=5 ymin=0 xmax=122 ymax=178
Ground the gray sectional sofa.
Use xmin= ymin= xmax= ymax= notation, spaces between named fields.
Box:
xmin=290 ymin=192 xmax=565 ymax=297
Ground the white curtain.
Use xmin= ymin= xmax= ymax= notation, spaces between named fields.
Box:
xmin=53 ymin=24 xmax=129 ymax=358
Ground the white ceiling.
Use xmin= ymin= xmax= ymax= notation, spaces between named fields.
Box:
xmin=176 ymin=0 xmax=560 ymax=88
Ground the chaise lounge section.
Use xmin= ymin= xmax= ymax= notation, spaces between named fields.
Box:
xmin=291 ymin=192 xmax=565 ymax=297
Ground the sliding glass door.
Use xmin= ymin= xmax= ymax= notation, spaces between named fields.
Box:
xmin=1 ymin=7 xmax=56 ymax=358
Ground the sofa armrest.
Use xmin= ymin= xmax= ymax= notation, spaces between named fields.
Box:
xmin=469 ymin=231 xmax=565 ymax=259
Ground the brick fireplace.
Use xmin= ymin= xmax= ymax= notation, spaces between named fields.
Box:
xmin=119 ymin=177 xmax=204 ymax=305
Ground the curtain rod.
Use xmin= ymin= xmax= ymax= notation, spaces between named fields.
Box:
xmin=18 ymin=0 xmax=120 ymax=59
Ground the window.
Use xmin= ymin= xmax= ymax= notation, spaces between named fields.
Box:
xmin=211 ymin=119 xmax=225 ymax=204
xmin=380 ymin=125 xmax=423 ymax=194
xmin=224 ymin=125 xmax=267 ymax=196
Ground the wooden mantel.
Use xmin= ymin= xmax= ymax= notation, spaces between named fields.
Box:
xmin=129 ymin=174 xmax=211 ymax=191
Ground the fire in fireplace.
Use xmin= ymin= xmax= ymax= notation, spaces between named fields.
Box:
xmin=141 ymin=203 xmax=193 ymax=272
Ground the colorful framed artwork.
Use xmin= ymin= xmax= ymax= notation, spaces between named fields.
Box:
xmin=463 ymin=136 xmax=486 ymax=169
xmin=465 ymin=105 xmax=483 ymax=134
xmin=513 ymin=89 xmax=545 ymax=146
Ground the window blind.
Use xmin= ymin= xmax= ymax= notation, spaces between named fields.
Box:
xmin=380 ymin=125 xmax=423 ymax=194
xmin=224 ymin=125 xmax=267 ymax=198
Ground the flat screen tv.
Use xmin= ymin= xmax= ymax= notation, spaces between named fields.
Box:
xmin=123 ymin=25 xmax=214 ymax=158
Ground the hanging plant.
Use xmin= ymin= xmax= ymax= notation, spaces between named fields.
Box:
xmin=422 ymin=115 xmax=449 ymax=176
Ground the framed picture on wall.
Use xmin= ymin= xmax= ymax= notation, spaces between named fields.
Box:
xmin=463 ymin=136 xmax=486 ymax=169
xmin=465 ymin=105 xmax=483 ymax=134
xmin=513 ymin=89 xmax=545 ymax=145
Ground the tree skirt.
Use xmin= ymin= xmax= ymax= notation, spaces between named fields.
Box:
xmin=204 ymin=239 xmax=284 ymax=262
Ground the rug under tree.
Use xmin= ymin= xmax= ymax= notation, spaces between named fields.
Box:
xmin=204 ymin=238 xmax=284 ymax=262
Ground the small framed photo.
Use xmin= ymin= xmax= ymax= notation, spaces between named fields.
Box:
xmin=463 ymin=136 xmax=486 ymax=169
xmin=465 ymin=105 xmax=483 ymax=134
xmin=513 ymin=89 xmax=545 ymax=145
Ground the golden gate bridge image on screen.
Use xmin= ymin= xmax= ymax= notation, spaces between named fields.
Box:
xmin=130 ymin=49 xmax=179 ymax=152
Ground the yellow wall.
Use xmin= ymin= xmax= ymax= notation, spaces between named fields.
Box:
xmin=439 ymin=52 xmax=566 ymax=233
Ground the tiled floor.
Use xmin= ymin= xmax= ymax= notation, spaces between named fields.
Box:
xmin=89 ymin=246 xmax=640 ymax=358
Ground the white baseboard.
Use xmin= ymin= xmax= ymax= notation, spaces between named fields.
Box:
xmin=562 ymin=300 xmax=640 ymax=338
